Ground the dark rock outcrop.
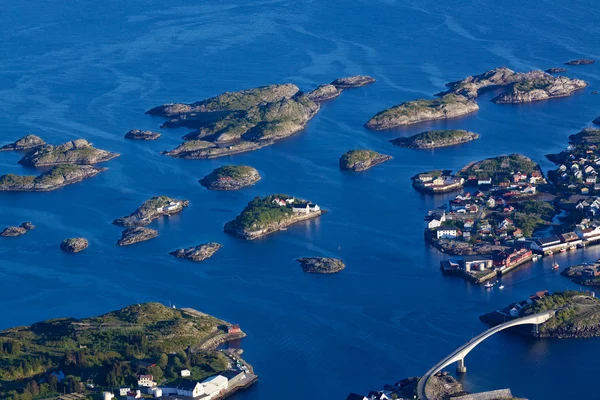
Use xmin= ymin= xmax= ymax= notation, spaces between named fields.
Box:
xmin=125 ymin=129 xmax=161 ymax=140
xmin=339 ymin=150 xmax=392 ymax=172
xmin=306 ymin=84 xmax=341 ymax=101
xmin=0 ymin=135 xmax=45 ymax=151
xmin=593 ymin=117 xmax=600 ymax=126
xmin=19 ymin=139 xmax=119 ymax=167
xmin=565 ymin=59 xmax=595 ymax=65
xmin=113 ymin=196 xmax=189 ymax=227
xmin=331 ymin=75 xmax=375 ymax=88
xmin=169 ymin=242 xmax=222 ymax=262
xmin=0 ymin=165 xmax=106 ymax=192
xmin=365 ymin=95 xmax=478 ymax=130
xmin=116 ymin=227 xmax=158 ymax=246
xmin=546 ymin=67 xmax=568 ymax=73
xmin=1 ymin=222 xmax=34 ymax=237
xmin=200 ymin=165 xmax=260 ymax=190
xmin=60 ymin=238 xmax=89 ymax=253
xmin=297 ymin=257 xmax=345 ymax=274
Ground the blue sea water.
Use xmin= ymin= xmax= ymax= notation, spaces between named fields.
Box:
xmin=1 ymin=1 xmax=600 ymax=399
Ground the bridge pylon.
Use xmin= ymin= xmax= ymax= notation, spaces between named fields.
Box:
xmin=457 ymin=358 xmax=466 ymax=373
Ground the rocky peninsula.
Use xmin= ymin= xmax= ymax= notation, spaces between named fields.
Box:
xmin=170 ymin=242 xmax=222 ymax=262
xmin=1 ymin=222 xmax=35 ymax=237
xmin=124 ymin=129 xmax=161 ymax=140
xmin=330 ymin=75 xmax=375 ymax=88
xmin=391 ymin=129 xmax=479 ymax=149
xmin=306 ymin=84 xmax=341 ymax=101
xmin=116 ymin=227 xmax=158 ymax=246
xmin=224 ymin=194 xmax=323 ymax=240
xmin=0 ymin=165 xmax=106 ymax=192
xmin=339 ymin=150 xmax=391 ymax=172
xmin=60 ymin=237 xmax=89 ymax=253
xmin=297 ymin=257 xmax=345 ymax=274
xmin=0 ymin=134 xmax=45 ymax=151
xmin=113 ymin=196 xmax=189 ymax=227
xmin=565 ymin=59 xmax=595 ymax=65
xmin=561 ymin=263 xmax=600 ymax=287
xmin=364 ymin=94 xmax=478 ymax=130
xmin=480 ymin=291 xmax=600 ymax=339
xmin=200 ymin=165 xmax=261 ymax=190
xmin=18 ymin=139 xmax=119 ymax=167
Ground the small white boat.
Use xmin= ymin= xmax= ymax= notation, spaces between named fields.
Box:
xmin=552 ymin=261 xmax=559 ymax=270
xmin=532 ymin=255 xmax=539 ymax=261
xmin=484 ymin=282 xmax=495 ymax=289
xmin=499 ymin=285 xmax=505 ymax=290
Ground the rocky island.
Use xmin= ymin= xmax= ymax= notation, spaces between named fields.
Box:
xmin=1 ymin=222 xmax=35 ymax=237
xmin=113 ymin=196 xmax=189 ymax=227
xmin=456 ymin=153 xmax=543 ymax=181
xmin=561 ymin=263 xmax=600 ymax=287
xmin=116 ymin=227 xmax=158 ymax=246
xmin=306 ymin=84 xmax=342 ymax=101
xmin=0 ymin=302 xmax=255 ymax=400
xmin=151 ymin=84 xmax=326 ymax=158
xmin=18 ymin=139 xmax=119 ymax=167
xmin=565 ymin=58 xmax=595 ymax=65
xmin=391 ymin=129 xmax=479 ymax=149
xmin=339 ymin=149 xmax=391 ymax=172
xmin=170 ymin=242 xmax=222 ymax=262
xmin=200 ymin=165 xmax=261 ymax=190
xmin=124 ymin=129 xmax=161 ymax=140
xmin=0 ymin=165 xmax=106 ymax=192
xmin=330 ymin=75 xmax=376 ymax=88
xmin=0 ymin=134 xmax=45 ymax=151
xmin=224 ymin=194 xmax=323 ymax=240
xmin=546 ymin=67 xmax=568 ymax=73
xmin=364 ymin=94 xmax=478 ymax=130
xmin=297 ymin=257 xmax=345 ymax=274
xmin=480 ymin=291 xmax=600 ymax=338
xmin=60 ymin=237 xmax=89 ymax=253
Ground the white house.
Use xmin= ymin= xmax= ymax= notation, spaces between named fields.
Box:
xmin=149 ymin=387 xmax=162 ymax=398
xmin=436 ymin=228 xmax=458 ymax=239
xmin=137 ymin=375 xmax=154 ymax=388
xmin=478 ymin=178 xmax=492 ymax=186
xmin=201 ymin=375 xmax=228 ymax=397
xmin=119 ymin=388 xmax=131 ymax=396
xmin=308 ymin=203 xmax=320 ymax=212
xmin=292 ymin=203 xmax=310 ymax=214
xmin=181 ymin=369 xmax=191 ymax=377
xmin=272 ymin=198 xmax=286 ymax=207
xmin=177 ymin=380 xmax=204 ymax=398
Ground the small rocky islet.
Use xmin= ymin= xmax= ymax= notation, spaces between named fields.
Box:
xmin=0 ymin=165 xmax=107 ymax=192
xmin=297 ymin=257 xmax=345 ymax=274
xmin=330 ymin=75 xmax=376 ymax=88
xmin=391 ymin=129 xmax=479 ymax=149
xmin=200 ymin=165 xmax=260 ymax=190
xmin=60 ymin=237 xmax=89 ymax=253
xmin=170 ymin=242 xmax=222 ymax=262
xmin=339 ymin=150 xmax=391 ymax=172
xmin=306 ymin=84 xmax=342 ymax=102
xmin=565 ymin=58 xmax=595 ymax=65
xmin=18 ymin=139 xmax=119 ymax=167
xmin=546 ymin=67 xmax=568 ymax=73
xmin=1 ymin=222 xmax=35 ymax=237
xmin=113 ymin=196 xmax=189 ymax=227
xmin=0 ymin=134 xmax=46 ymax=151
xmin=124 ymin=129 xmax=161 ymax=140
xmin=116 ymin=227 xmax=158 ymax=246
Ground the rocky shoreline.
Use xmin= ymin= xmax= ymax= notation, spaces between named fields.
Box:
xmin=0 ymin=165 xmax=106 ymax=192
xmin=0 ymin=135 xmax=45 ymax=151
xmin=565 ymin=58 xmax=595 ymax=65
xmin=391 ymin=129 xmax=479 ymax=149
xmin=1 ymin=222 xmax=35 ymax=237
xmin=561 ymin=263 xmax=600 ymax=287
xmin=116 ymin=227 xmax=158 ymax=246
xmin=170 ymin=242 xmax=222 ymax=262
xmin=113 ymin=196 xmax=189 ymax=227
xmin=339 ymin=149 xmax=391 ymax=172
xmin=297 ymin=257 xmax=345 ymax=274
xmin=226 ymin=209 xmax=323 ymax=240
xmin=200 ymin=165 xmax=261 ymax=190
xmin=365 ymin=94 xmax=478 ymax=130
xmin=307 ymin=84 xmax=341 ymax=101
xmin=18 ymin=139 xmax=119 ymax=167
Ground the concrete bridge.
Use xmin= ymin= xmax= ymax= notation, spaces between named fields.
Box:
xmin=416 ymin=310 xmax=555 ymax=400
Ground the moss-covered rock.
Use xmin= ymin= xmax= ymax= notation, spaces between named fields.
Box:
xmin=0 ymin=165 xmax=106 ymax=192
xmin=297 ymin=257 xmax=345 ymax=274
xmin=391 ymin=129 xmax=479 ymax=149
xmin=170 ymin=243 xmax=222 ymax=262
xmin=200 ymin=165 xmax=260 ymax=190
xmin=331 ymin=75 xmax=375 ymax=88
xmin=116 ymin=227 xmax=158 ymax=246
xmin=124 ymin=129 xmax=161 ymax=140
xmin=339 ymin=150 xmax=392 ymax=172
xmin=0 ymin=134 xmax=45 ymax=151
xmin=19 ymin=139 xmax=119 ymax=167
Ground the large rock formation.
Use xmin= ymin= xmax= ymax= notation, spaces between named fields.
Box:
xmin=169 ymin=242 xmax=222 ymax=262
xmin=0 ymin=135 xmax=45 ymax=151
xmin=391 ymin=129 xmax=479 ymax=149
xmin=339 ymin=150 xmax=392 ymax=172
xmin=330 ymin=75 xmax=376 ymax=88
xmin=306 ymin=84 xmax=342 ymax=102
xmin=60 ymin=238 xmax=89 ymax=253
xmin=297 ymin=257 xmax=345 ymax=274
xmin=200 ymin=165 xmax=261 ymax=190
xmin=1 ymin=222 xmax=35 ymax=237
xmin=365 ymin=95 xmax=478 ymax=130
xmin=125 ymin=129 xmax=161 ymax=140
xmin=116 ymin=227 xmax=158 ymax=246
xmin=0 ymin=165 xmax=106 ymax=192
xmin=113 ymin=196 xmax=189 ymax=227
xmin=19 ymin=139 xmax=119 ymax=167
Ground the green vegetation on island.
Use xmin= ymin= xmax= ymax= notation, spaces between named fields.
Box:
xmin=364 ymin=94 xmax=479 ymax=130
xmin=339 ymin=150 xmax=392 ymax=172
xmin=18 ymin=139 xmax=119 ymax=167
xmin=200 ymin=165 xmax=261 ymax=190
xmin=391 ymin=129 xmax=479 ymax=149
xmin=0 ymin=165 xmax=106 ymax=192
xmin=0 ymin=135 xmax=45 ymax=152
xmin=456 ymin=154 xmax=541 ymax=180
xmin=0 ymin=303 xmax=243 ymax=399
